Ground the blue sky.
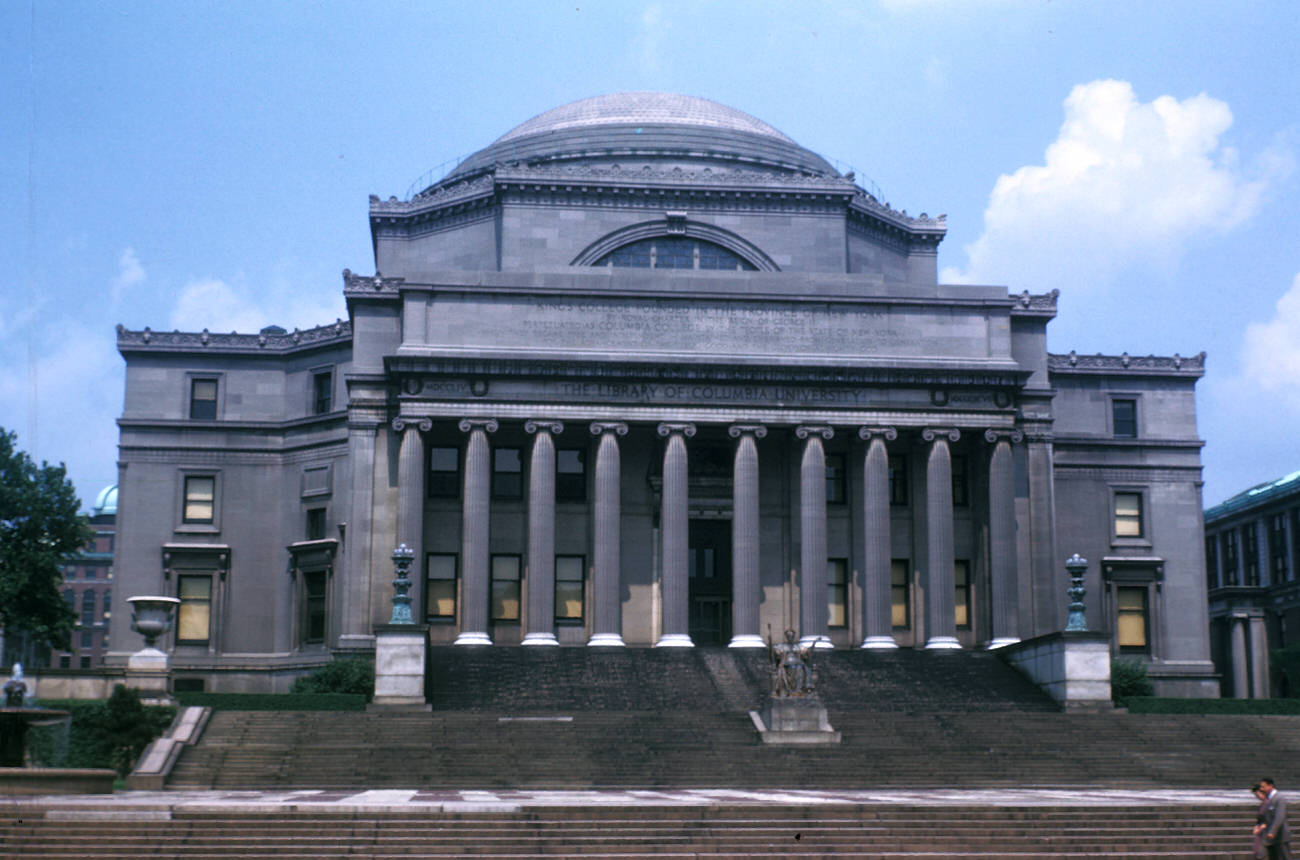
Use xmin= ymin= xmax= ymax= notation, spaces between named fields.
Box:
xmin=3 ymin=0 xmax=1297 ymax=509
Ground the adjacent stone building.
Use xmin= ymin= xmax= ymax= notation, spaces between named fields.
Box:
xmin=108 ymin=93 xmax=1217 ymax=696
xmin=1205 ymin=470 xmax=1300 ymax=697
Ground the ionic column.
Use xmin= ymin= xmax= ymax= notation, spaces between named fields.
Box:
xmin=985 ymin=429 xmax=1024 ymax=649
xmin=923 ymin=428 xmax=961 ymax=649
xmin=522 ymin=420 xmax=564 ymax=646
xmin=729 ymin=424 xmax=767 ymax=648
xmin=340 ymin=417 xmax=380 ymax=649
xmin=393 ymin=416 xmax=431 ymax=624
xmin=455 ymin=418 xmax=497 ymax=646
xmin=656 ymin=423 xmax=696 ymax=647
xmin=1230 ymin=611 xmax=1250 ymax=699
xmin=796 ymin=425 xmax=834 ymax=649
xmin=859 ymin=427 xmax=898 ymax=649
xmin=588 ymin=422 xmax=628 ymax=647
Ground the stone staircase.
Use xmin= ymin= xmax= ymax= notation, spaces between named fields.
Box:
xmin=162 ymin=648 xmax=1300 ymax=791
xmin=0 ymin=804 xmax=1263 ymax=858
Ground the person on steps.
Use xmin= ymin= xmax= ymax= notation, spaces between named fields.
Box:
xmin=1259 ymin=778 xmax=1292 ymax=860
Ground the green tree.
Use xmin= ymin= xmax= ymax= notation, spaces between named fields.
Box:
xmin=0 ymin=428 xmax=92 ymax=654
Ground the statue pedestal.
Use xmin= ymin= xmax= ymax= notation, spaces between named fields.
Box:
xmin=371 ymin=625 xmax=429 ymax=709
xmin=750 ymin=695 xmax=840 ymax=744
xmin=125 ymin=648 xmax=173 ymax=705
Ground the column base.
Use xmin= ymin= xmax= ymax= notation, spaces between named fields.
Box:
xmin=587 ymin=633 xmax=626 ymax=647
xmin=799 ymin=635 xmax=834 ymax=650
xmin=655 ymin=634 xmax=694 ymax=648
xmin=521 ymin=633 xmax=559 ymax=646
xmin=860 ymin=636 xmax=899 ymax=650
xmin=925 ymin=636 xmax=962 ymax=650
xmin=728 ymin=634 xmax=767 ymax=649
xmin=986 ymin=637 xmax=1021 ymax=650
xmin=453 ymin=631 xmax=493 ymax=646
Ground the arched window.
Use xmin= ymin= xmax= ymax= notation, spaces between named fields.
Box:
xmin=594 ymin=237 xmax=756 ymax=271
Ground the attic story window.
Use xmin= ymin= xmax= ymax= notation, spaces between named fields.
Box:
xmin=595 ymin=237 xmax=755 ymax=270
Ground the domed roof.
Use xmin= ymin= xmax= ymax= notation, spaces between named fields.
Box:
xmin=434 ymin=92 xmax=837 ymax=188
xmin=494 ymin=93 xmax=797 ymax=146
xmin=93 ymin=483 xmax=117 ymax=517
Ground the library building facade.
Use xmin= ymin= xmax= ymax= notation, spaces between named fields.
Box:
xmin=109 ymin=93 xmax=1217 ymax=696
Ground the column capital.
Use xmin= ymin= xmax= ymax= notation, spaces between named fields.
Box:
xmin=728 ymin=423 xmax=767 ymax=439
xmin=795 ymin=424 xmax=834 ymax=441
xmin=589 ymin=421 xmax=629 ymax=437
xmin=391 ymin=416 xmax=432 ymax=433
xmin=858 ymin=426 xmax=898 ymax=442
xmin=458 ymin=417 xmax=499 ymax=434
xmin=524 ymin=419 xmax=564 ymax=435
xmin=656 ymin=422 xmax=696 ymax=438
xmin=983 ymin=428 xmax=1024 ymax=444
xmin=921 ymin=427 xmax=961 ymax=443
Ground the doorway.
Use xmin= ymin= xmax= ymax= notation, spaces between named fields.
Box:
xmin=688 ymin=519 xmax=732 ymax=645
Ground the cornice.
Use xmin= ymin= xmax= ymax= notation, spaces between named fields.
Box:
xmin=1051 ymin=436 xmax=1205 ymax=450
xmin=1048 ymin=350 xmax=1206 ymax=378
xmin=385 ymin=354 xmax=1029 ymax=389
xmin=116 ymin=319 xmax=351 ymax=356
xmin=1008 ymin=289 xmax=1059 ymax=318
xmin=342 ymin=269 xmax=405 ymax=299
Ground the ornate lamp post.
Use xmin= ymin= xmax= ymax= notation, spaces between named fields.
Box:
xmin=1065 ymin=554 xmax=1089 ymax=632
xmin=389 ymin=544 xmax=415 ymax=625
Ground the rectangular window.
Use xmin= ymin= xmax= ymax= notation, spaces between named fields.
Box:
xmin=1223 ymin=531 xmax=1239 ymax=586
xmin=1244 ymin=523 xmax=1260 ymax=586
xmin=177 ymin=575 xmax=212 ymax=644
xmin=183 ymin=476 xmax=215 ymax=524
xmin=85 ymin=567 xmax=97 ymax=580
xmin=492 ymin=448 xmax=523 ymax=500
xmin=1113 ymin=398 xmax=1138 ymax=438
xmin=80 ymin=630 xmax=93 ymax=649
xmin=827 ymin=558 xmax=848 ymax=628
xmin=189 ymin=378 xmax=218 ymax=420
xmin=951 ymin=456 xmax=969 ymax=506
xmin=80 ymin=656 xmax=91 ymax=669
xmin=1205 ymin=536 xmax=1218 ymax=590
xmin=954 ymin=560 xmax=972 ymax=629
xmin=891 ymin=560 xmax=910 ymax=629
xmin=490 ymin=554 xmax=521 ymax=621
xmin=889 ymin=457 xmax=908 ymax=506
xmin=312 ymin=370 xmax=333 ymax=415
xmin=1114 ymin=492 xmax=1143 ymax=538
xmin=103 ymin=589 xmax=110 ymax=620
xmin=1116 ymin=586 xmax=1149 ymax=651
xmin=556 ymin=449 xmax=586 ymax=502
xmin=1269 ymin=514 xmax=1289 ymax=583
xmin=1292 ymin=509 xmax=1300 ymax=583
xmin=306 ymin=508 xmax=327 ymax=541
xmin=302 ymin=571 xmax=327 ymax=645
xmin=825 ymin=453 xmax=846 ymax=504
xmin=555 ymin=555 xmax=585 ymax=623
xmin=425 ymin=554 xmax=457 ymax=621
xmin=81 ymin=590 xmax=95 ymax=626
xmin=59 ymin=656 xmax=70 ymax=669
xmin=428 ymin=447 xmax=460 ymax=499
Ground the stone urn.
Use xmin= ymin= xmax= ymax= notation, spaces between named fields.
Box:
xmin=127 ymin=596 xmax=181 ymax=650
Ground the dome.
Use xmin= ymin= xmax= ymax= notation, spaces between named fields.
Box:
xmin=93 ymin=483 xmax=117 ymax=517
xmin=433 ymin=92 xmax=837 ymax=188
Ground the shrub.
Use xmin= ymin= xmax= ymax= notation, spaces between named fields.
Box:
xmin=290 ymin=657 xmax=374 ymax=698
xmin=27 ymin=688 xmax=174 ymax=773
xmin=1271 ymin=644 xmax=1300 ymax=697
xmin=1111 ymin=657 xmax=1154 ymax=702
xmin=1123 ymin=697 xmax=1300 ymax=714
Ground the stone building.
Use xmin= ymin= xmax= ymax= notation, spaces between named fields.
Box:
xmin=1205 ymin=470 xmax=1300 ymax=697
xmin=108 ymin=93 xmax=1217 ymax=696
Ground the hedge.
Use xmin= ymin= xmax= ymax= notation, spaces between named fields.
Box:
xmin=175 ymin=692 xmax=367 ymax=711
xmin=26 ymin=687 xmax=175 ymax=774
xmin=1121 ymin=697 xmax=1300 ymax=715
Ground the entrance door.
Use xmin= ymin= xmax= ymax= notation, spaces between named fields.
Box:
xmin=688 ymin=519 xmax=732 ymax=645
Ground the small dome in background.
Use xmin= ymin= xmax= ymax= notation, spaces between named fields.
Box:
xmin=93 ymin=483 xmax=117 ymax=517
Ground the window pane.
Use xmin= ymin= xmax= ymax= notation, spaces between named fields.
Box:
xmin=556 ymin=555 xmax=585 ymax=621
xmin=1113 ymin=399 xmax=1137 ymax=438
xmin=428 ymin=447 xmax=460 ymax=498
xmin=491 ymin=556 xmax=521 ymax=620
xmin=184 ymin=476 xmax=215 ymax=523
xmin=825 ymin=453 xmax=846 ymax=504
xmin=827 ymin=559 xmax=847 ymax=628
xmin=1117 ymin=587 xmax=1148 ymax=648
xmin=492 ymin=448 xmax=523 ymax=499
xmin=556 ymin=449 xmax=586 ymax=502
xmin=889 ymin=457 xmax=908 ymax=506
xmin=951 ymin=456 xmax=968 ymax=506
xmin=177 ymin=576 xmax=212 ymax=643
xmin=312 ymin=372 xmax=332 ymax=414
xmin=891 ymin=560 xmax=910 ymax=628
xmin=954 ymin=560 xmax=971 ymax=629
xmin=1115 ymin=493 xmax=1143 ymax=537
xmin=304 ymin=571 xmax=327 ymax=644
xmin=426 ymin=554 xmax=457 ymax=619
xmin=190 ymin=379 xmax=217 ymax=419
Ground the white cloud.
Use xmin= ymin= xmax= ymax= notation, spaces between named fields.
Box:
xmin=168 ymin=271 xmax=344 ymax=335
xmin=110 ymin=247 xmax=146 ymax=305
xmin=1241 ymin=272 xmax=1300 ymax=407
xmin=632 ymin=3 xmax=665 ymax=74
xmin=943 ymin=80 xmax=1291 ymax=289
